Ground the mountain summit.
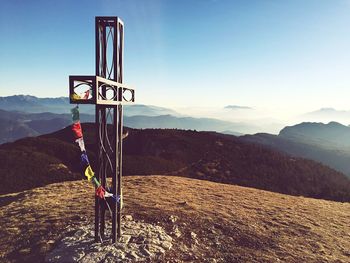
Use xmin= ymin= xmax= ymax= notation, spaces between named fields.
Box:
xmin=279 ymin=121 xmax=350 ymax=147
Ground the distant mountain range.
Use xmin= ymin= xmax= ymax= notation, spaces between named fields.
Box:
xmin=0 ymin=95 xmax=180 ymax=116
xmin=299 ymin=107 xmax=350 ymax=124
xmin=0 ymin=109 xmax=94 ymax=144
xmin=0 ymin=108 xmax=255 ymax=143
xmin=0 ymin=95 xmax=70 ymax=113
xmin=241 ymin=121 xmax=350 ymax=177
xmin=0 ymin=95 xmax=263 ymax=143
xmin=1 ymin=124 xmax=349 ymax=202
xmin=124 ymin=115 xmax=252 ymax=135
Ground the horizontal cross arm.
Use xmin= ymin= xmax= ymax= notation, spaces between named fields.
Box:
xmin=69 ymin=75 xmax=135 ymax=105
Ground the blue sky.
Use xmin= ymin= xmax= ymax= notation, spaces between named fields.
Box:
xmin=1 ymin=0 xmax=350 ymax=116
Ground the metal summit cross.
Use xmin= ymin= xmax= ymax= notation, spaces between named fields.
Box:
xmin=69 ymin=17 xmax=135 ymax=243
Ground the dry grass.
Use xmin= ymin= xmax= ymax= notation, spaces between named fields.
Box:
xmin=0 ymin=176 xmax=349 ymax=262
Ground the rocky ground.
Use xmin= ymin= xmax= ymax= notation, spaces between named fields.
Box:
xmin=0 ymin=176 xmax=349 ymax=262
xmin=46 ymin=216 xmax=173 ymax=262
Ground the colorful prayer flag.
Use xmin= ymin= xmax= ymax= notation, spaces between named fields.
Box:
xmin=71 ymin=106 xmax=80 ymax=122
xmin=96 ymin=185 xmax=105 ymax=199
xmin=80 ymin=151 xmax=89 ymax=168
xmin=71 ymin=93 xmax=81 ymax=101
xmin=72 ymin=121 xmax=83 ymax=138
xmin=69 ymin=106 xmax=104 ymax=193
xmin=84 ymin=165 xmax=95 ymax=181
xmin=83 ymin=89 xmax=90 ymax=99
xmin=76 ymin=137 xmax=86 ymax=152
xmin=91 ymin=176 xmax=101 ymax=187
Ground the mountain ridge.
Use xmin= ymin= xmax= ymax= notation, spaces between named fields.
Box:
xmin=279 ymin=121 xmax=350 ymax=147
xmin=242 ymin=121 xmax=350 ymax=177
xmin=1 ymin=124 xmax=349 ymax=202
xmin=0 ymin=108 xmax=256 ymax=144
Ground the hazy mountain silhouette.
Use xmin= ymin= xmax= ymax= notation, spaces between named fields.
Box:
xmin=279 ymin=121 xmax=350 ymax=147
xmin=124 ymin=104 xmax=180 ymax=117
xmin=0 ymin=107 xmax=255 ymax=143
xmin=0 ymin=109 xmax=94 ymax=144
xmin=299 ymin=108 xmax=350 ymax=123
xmin=124 ymin=115 xmax=255 ymax=134
xmin=0 ymin=96 xmax=260 ymax=141
xmin=0 ymin=95 xmax=70 ymax=113
xmin=0 ymin=95 xmax=179 ymax=116
xmin=242 ymin=122 xmax=350 ymax=177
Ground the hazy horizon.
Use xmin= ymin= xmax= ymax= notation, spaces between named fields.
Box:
xmin=3 ymin=93 xmax=350 ymax=135
xmin=1 ymin=0 xmax=350 ymax=122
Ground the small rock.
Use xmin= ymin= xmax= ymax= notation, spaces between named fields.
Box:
xmin=127 ymin=251 xmax=139 ymax=260
xmin=110 ymin=249 xmax=125 ymax=258
xmin=172 ymin=226 xmax=182 ymax=238
xmin=190 ymin=232 xmax=197 ymax=239
xmin=179 ymin=243 xmax=188 ymax=252
xmin=140 ymin=247 xmax=153 ymax=257
xmin=145 ymin=238 xmax=161 ymax=245
xmin=47 ymin=240 xmax=55 ymax=245
xmin=161 ymin=240 xmax=172 ymax=250
xmin=74 ymin=229 xmax=86 ymax=238
xmin=159 ymin=233 xmax=172 ymax=242
xmin=119 ymin=234 xmax=131 ymax=244
xmin=61 ymin=236 xmax=76 ymax=243
xmin=114 ymin=243 xmax=127 ymax=250
xmin=168 ymin=215 xmax=178 ymax=223
xmin=89 ymin=244 xmax=103 ymax=252
xmin=151 ymin=245 xmax=166 ymax=255
xmin=130 ymin=235 xmax=145 ymax=244
xmin=124 ymin=215 xmax=133 ymax=221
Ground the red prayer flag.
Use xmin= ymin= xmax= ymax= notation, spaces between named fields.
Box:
xmin=83 ymin=89 xmax=90 ymax=99
xmin=72 ymin=121 xmax=83 ymax=138
xmin=96 ymin=186 xmax=105 ymax=199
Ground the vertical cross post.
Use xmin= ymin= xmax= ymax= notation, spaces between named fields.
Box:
xmin=95 ymin=16 xmax=124 ymax=243
xmin=69 ymin=16 xmax=135 ymax=244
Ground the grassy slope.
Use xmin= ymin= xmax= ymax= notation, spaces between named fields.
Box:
xmin=1 ymin=125 xmax=350 ymax=202
xmin=0 ymin=176 xmax=349 ymax=263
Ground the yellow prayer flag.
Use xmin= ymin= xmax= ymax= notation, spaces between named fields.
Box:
xmin=84 ymin=165 xmax=95 ymax=182
xmin=71 ymin=93 xmax=81 ymax=101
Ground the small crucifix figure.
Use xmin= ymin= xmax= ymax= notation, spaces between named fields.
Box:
xmin=69 ymin=16 xmax=135 ymax=243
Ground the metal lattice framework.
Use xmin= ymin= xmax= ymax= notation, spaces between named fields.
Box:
xmin=69 ymin=17 xmax=135 ymax=243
